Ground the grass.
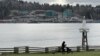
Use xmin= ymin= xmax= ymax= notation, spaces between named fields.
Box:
xmin=2 ymin=51 xmax=100 ymax=56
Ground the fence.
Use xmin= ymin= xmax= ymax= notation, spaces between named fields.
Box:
xmin=0 ymin=46 xmax=100 ymax=54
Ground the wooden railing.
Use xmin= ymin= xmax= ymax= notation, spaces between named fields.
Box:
xmin=0 ymin=46 xmax=100 ymax=54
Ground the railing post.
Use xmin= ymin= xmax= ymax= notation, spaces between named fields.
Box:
xmin=45 ymin=47 xmax=49 ymax=53
xmin=57 ymin=47 xmax=61 ymax=52
xmin=14 ymin=47 xmax=19 ymax=54
xmin=86 ymin=45 xmax=89 ymax=51
xmin=25 ymin=46 xmax=29 ymax=53
xmin=77 ymin=46 xmax=80 ymax=52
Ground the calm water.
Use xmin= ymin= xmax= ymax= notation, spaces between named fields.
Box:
xmin=0 ymin=23 xmax=100 ymax=48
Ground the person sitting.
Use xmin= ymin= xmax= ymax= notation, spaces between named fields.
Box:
xmin=61 ymin=41 xmax=66 ymax=54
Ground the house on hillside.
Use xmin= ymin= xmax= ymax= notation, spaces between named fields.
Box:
xmin=30 ymin=10 xmax=46 ymax=18
xmin=9 ymin=10 xmax=29 ymax=17
xmin=45 ymin=10 xmax=58 ymax=18
xmin=63 ymin=9 xmax=73 ymax=18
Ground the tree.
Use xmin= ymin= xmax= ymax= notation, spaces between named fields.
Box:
xmin=0 ymin=6 xmax=10 ymax=19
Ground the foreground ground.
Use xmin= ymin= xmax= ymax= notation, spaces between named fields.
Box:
xmin=2 ymin=51 xmax=100 ymax=56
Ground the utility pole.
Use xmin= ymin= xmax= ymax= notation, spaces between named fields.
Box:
xmin=80 ymin=16 xmax=89 ymax=51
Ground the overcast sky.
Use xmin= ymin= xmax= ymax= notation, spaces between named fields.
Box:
xmin=23 ymin=0 xmax=100 ymax=6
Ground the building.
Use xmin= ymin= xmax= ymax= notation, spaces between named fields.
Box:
xmin=18 ymin=10 xmax=29 ymax=15
xmin=63 ymin=9 xmax=73 ymax=17
xmin=30 ymin=10 xmax=58 ymax=18
xmin=9 ymin=10 xmax=29 ymax=17
xmin=45 ymin=10 xmax=58 ymax=17
xmin=9 ymin=10 xmax=19 ymax=17
xmin=30 ymin=10 xmax=46 ymax=18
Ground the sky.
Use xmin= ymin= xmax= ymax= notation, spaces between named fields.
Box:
xmin=23 ymin=0 xmax=100 ymax=6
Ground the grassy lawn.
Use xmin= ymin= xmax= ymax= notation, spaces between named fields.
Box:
xmin=2 ymin=51 xmax=100 ymax=56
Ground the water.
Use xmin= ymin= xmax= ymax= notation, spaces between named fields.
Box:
xmin=0 ymin=23 xmax=100 ymax=48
